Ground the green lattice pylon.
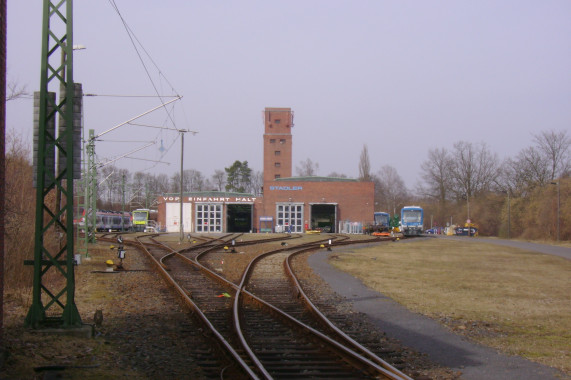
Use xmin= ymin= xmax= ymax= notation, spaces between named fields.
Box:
xmin=26 ymin=0 xmax=81 ymax=328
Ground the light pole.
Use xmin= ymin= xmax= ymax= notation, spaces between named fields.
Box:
xmin=550 ymin=181 xmax=560 ymax=242
xmin=179 ymin=130 xmax=185 ymax=243
xmin=178 ymin=129 xmax=198 ymax=243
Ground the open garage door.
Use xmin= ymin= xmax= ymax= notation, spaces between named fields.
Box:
xmin=227 ymin=204 xmax=253 ymax=232
xmin=310 ymin=204 xmax=337 ymax=233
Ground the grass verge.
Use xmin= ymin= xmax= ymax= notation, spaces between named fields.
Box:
xmin=329 ymin=237 xmax=570 ymax=373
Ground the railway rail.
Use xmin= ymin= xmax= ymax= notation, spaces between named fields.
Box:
xmin=97 ymin=232 xmax=410 ymax=379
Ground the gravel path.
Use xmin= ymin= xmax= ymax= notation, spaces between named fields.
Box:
xmin=308 ymin=238 xmax=570 ymax=380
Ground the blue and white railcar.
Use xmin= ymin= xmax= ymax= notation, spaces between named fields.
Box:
xmin=400 ymin=206 xmax=423 ymax=236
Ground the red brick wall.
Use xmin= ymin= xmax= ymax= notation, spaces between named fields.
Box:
xmin=263 ymin=108 xmax=293 ymax=183
xmin=261 ymin=181 xmax=375 ymax=225
xmin=157 ymin=197 xmax=166 ymax=229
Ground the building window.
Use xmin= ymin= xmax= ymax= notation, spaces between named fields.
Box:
xmin=275 ymin=151 xmax=281 ymax=156
xmin=195 ymin=204 xmax=222 ymax=233
xmin=269 ymin=139 xmax=276 ymax=143
xmin=274 ymin=119 xmax=281 ymax=124
xmin=275 ymin=174 xmax=281 ymax=179
xmin=276 ymin=204 xmax=304 ymax=233
xmin=275 ymin=162 xmax=281 ymax=167
xmin=279 ymin=139 xmax=286 ymax=144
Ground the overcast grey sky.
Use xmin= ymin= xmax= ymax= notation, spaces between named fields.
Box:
xmin=6 ymin=1 xmax=571 ymax=188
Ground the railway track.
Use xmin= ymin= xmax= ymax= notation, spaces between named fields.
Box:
xmin=99 ymin=233 xmax=410 ymax=379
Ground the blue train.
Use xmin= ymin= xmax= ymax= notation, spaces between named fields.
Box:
xmin=373 ymin=212 xmax=391 ymax=232
xmin=400 ymin=206 xmax=423 ymax=236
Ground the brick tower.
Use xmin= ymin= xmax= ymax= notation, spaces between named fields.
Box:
xmin=262 ymin=107 xmax=294 ymax=184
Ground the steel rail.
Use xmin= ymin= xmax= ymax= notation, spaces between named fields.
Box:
xmin=231 ymin=242 xmax=409 ymax=379
xmin=133 ymin=235 xmax=261 ymax=380
xmin=285 ymin=246 xmax=412 ymax=380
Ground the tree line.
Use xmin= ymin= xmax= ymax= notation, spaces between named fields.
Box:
xmin=367 ymin=130 xmax=569 ymax=240
xmin=80 ymin=160 xmax=263 ymax=211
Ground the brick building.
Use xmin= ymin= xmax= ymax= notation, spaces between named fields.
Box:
xmin=157 ymin=107 xmax=374 ymax=233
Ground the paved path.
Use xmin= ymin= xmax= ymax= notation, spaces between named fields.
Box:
xmin=441 ymin=236 xmax=571 ymax=260
xmin=308 ymin=238 xmax=570 ymax=380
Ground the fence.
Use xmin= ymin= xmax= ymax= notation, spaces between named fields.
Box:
xmin=338 ymin=220 xmax=366 ymax=234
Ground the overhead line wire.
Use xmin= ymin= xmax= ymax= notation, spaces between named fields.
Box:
xmin=107 ymin=0 xmax=180 ymax=129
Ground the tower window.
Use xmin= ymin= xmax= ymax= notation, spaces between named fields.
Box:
xmin=269 ymin=139 xmax=276 ymax=143
xmin=274 ymin=119 xmax=281 ymax=124
xmin=275 ymin=162 xmax=281 ymax=167
xmin=275 ymin=174 xmax=281 ymax=179
xmin=279 ymin=139 xmax=286 ymax=144
xmin=275 ymin=151 xmax=281 ymax=156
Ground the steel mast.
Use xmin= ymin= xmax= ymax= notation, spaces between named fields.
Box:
xmin=26 ymin=0 xmax=81 ymax=328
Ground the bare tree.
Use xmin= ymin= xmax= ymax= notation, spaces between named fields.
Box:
xmin=6 ymin=78 xmax=27 ymax=101
xmin=533 ymin=130 xmax=570 ymax=180
xmin=130 ymin=172 xmax=147 ymax=208
xmin=4 ymin=129 xmax=37 ymax=289
xmin=98 ymin=165 xmax=116 ymax=207
xmin=211 ymin=169 xmax=226 ymax=191
xmin=373 ymin=165 xmax=408 ymax=215
xmin=500 ymin=147 xmax=550 ymax=196
xmin=296 ymin=158 xmax=319 ymax=177
xmin=115 ymin=169 xmax=130 ymax=208
xmin=358 ymin=144 xmax=371 ymax=181
xmin=249 ymin=170 xmax=263 ymax=196
xmin=183 ymin=169 xmax=205 ymax=192
xmin=152 ymin=174 xmax=170 ymax=204
xmin=449 ymin=141 xmax=499 ymax=199
xmin=327 ymin=172 xmax=348 ymax=178
xmin=420 ymin=147 xmax=452 ymax=203
xmin=170 ymin=172 xmax=182 ymax=193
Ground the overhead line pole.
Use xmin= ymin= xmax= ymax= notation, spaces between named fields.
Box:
xmin=180 ymin=131 xmax=184 ymax=243
xmin=27 ymin=0 xmax=82 ymax=328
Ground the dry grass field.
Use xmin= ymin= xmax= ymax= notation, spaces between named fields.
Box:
xmin=329 ymin=237 xmax=571 ymax=374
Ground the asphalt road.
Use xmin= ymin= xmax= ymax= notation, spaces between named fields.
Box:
xmin=308 ymin=237 xmax=570 ymax=380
